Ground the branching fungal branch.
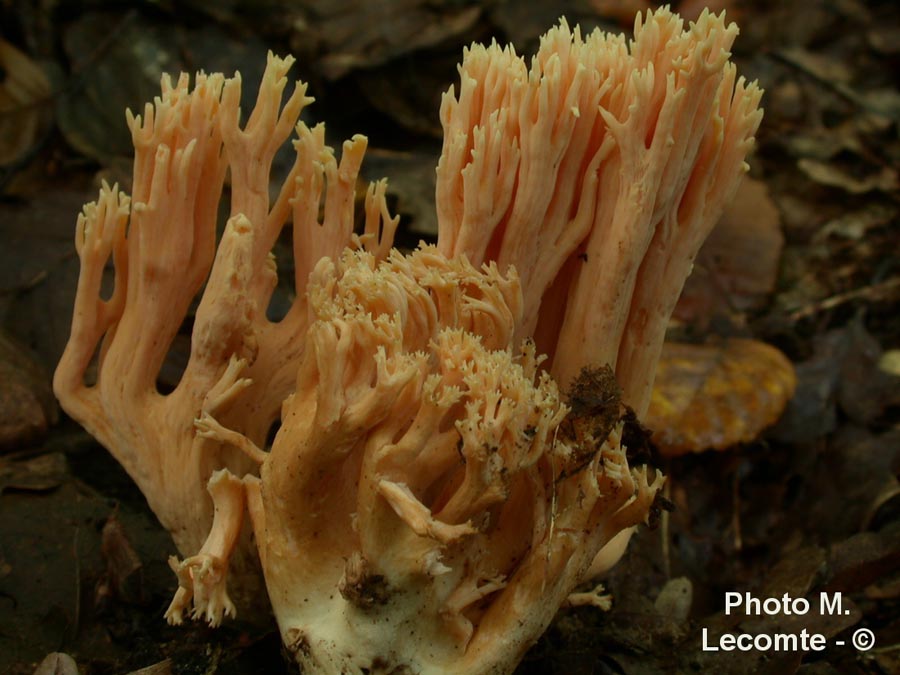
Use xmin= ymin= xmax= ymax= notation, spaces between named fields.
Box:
xmin=437 ymin=7 xmax=763 ymax=415
xmin=53 ymin=53 xmax=396 ymax=606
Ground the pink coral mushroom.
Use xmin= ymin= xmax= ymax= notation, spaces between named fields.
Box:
xmin=54 ymin=53 xmax=396 ymax=617
xmin=55 ymin=6 xmax=762 ymax=673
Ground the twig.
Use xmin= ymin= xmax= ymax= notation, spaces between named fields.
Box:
xmin=770 ymin=48 xmax=871 ymax=112
xmin=71 ymin=526 xmax=81 ymax=641
xmin=545 ymin=426 xmax=560 ymax=590
xmin=661 ymin=477 xmax=671 ymax=579
xmin=787 ymin=276 xmax=900 ymax=321
xmin=731 ymin=465 xmax=743 ymax=553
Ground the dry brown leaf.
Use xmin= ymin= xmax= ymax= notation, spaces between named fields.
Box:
xmin=32 ymin=653 xmax=79 ymax=675
xmin=777 ymin=46 xmax=854 ymax=84
xmin=99 ymin=515 xmax=143 ymax=604
xmin=0 ymin=39 xmax=52 ymax=166
xmin=0 ymin=330 xmax=56 ymax=450
xmin=125 ymin=659 xmax=172 ymax=675
xmin=813 ymin=203 xmax=896 ymax=242
xmin=674 ymin=177 xmax=783 ymax=323
xmin=646 ymin=339 xmax=797 ymax=456
xmin=798 ymin=157 xmax=899 ymax=194
xmin=653 ymin=577 xmax=693 ymax=626
xmin=294 ymin=0 xmax=482 ymax=80
xmin=868 ymin=24 xmax=900 ymax=55
xmin=0 ymin=452 xmax=67 ymax=494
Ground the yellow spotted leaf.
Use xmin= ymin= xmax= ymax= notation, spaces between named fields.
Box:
xmin=646 ymin=339 xmax=796 ymax=456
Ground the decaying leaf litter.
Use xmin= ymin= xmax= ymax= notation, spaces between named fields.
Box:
xmin=1 ymin=0 xmax=898 ymax=673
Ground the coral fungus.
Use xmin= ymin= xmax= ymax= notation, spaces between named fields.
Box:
xmin=55 ymin=6 xmax=762 ymax=673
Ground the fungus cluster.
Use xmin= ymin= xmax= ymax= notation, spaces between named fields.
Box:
xmin=54 ymin=7 xmax=762 ymax=674
xmin=53 ymin=55 xmax=396 ymax=604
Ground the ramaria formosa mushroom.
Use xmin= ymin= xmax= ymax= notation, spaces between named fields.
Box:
xmin=55 ymin=4 xmax=763 ymax=672
xmin=177 ymin=8 xmax=762 ymax=667
xmin=53 ymin=53 xmax=396 ymax=614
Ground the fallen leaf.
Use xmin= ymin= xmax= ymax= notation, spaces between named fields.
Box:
xmin=774 ymin=322 xmax=900 ymax=443
xmin=653 ymin=576 xmax=693 ymax=626
xmin=0 ymin=39 xmax=53 ymax=167
xmin=797 ymin=426 xmax=900 ymax=542
xmin=785 ymin=128 xmax=863 ymax=161
xmin=879 ymin=349 xmax=900 ymax=376
xmin=57 ymin=13 xmax=179 ymax=161
xmin=0 ymin=452 xmax=68 ymax=493
xmin=99 ymin=515 xmax=144 ymax=605
xmin=293 ymin=0 xmax=483 ymax=80
xmin=126 ymin=661 xmax=172 ymax=675
xmin=859 ymin=87 xmax=900 ymax=121
xmin=834 ymin=322 xmax=900 ymax=426
xmin=825 ymin=521 xmax=900 ymax=594
xmin=0 ymin=330 xmax=56 ymax=450
xmin=776 ymin=47 xmax=854 ymax=88
xmin=57 ymin=13 xmax=269 ymax=162
xmin=813 ymin=204 xmax=896 ymax=242
xmin=32 ymin=652 xmax=78 ymax=675
xmin=867 ymin=24 xmax=900 ymax=55
xmin=646 ymin=339 xmax=797 ymax=456
xmin=0 ymin=186 xmax=94 ymax=375
xmin=757 ymin=545 xmax=827 ymax=600
xmin=675 ymin=177 xmax=784 ymax=324
xmin=798 ymin=158 xmax=898 ymax=194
